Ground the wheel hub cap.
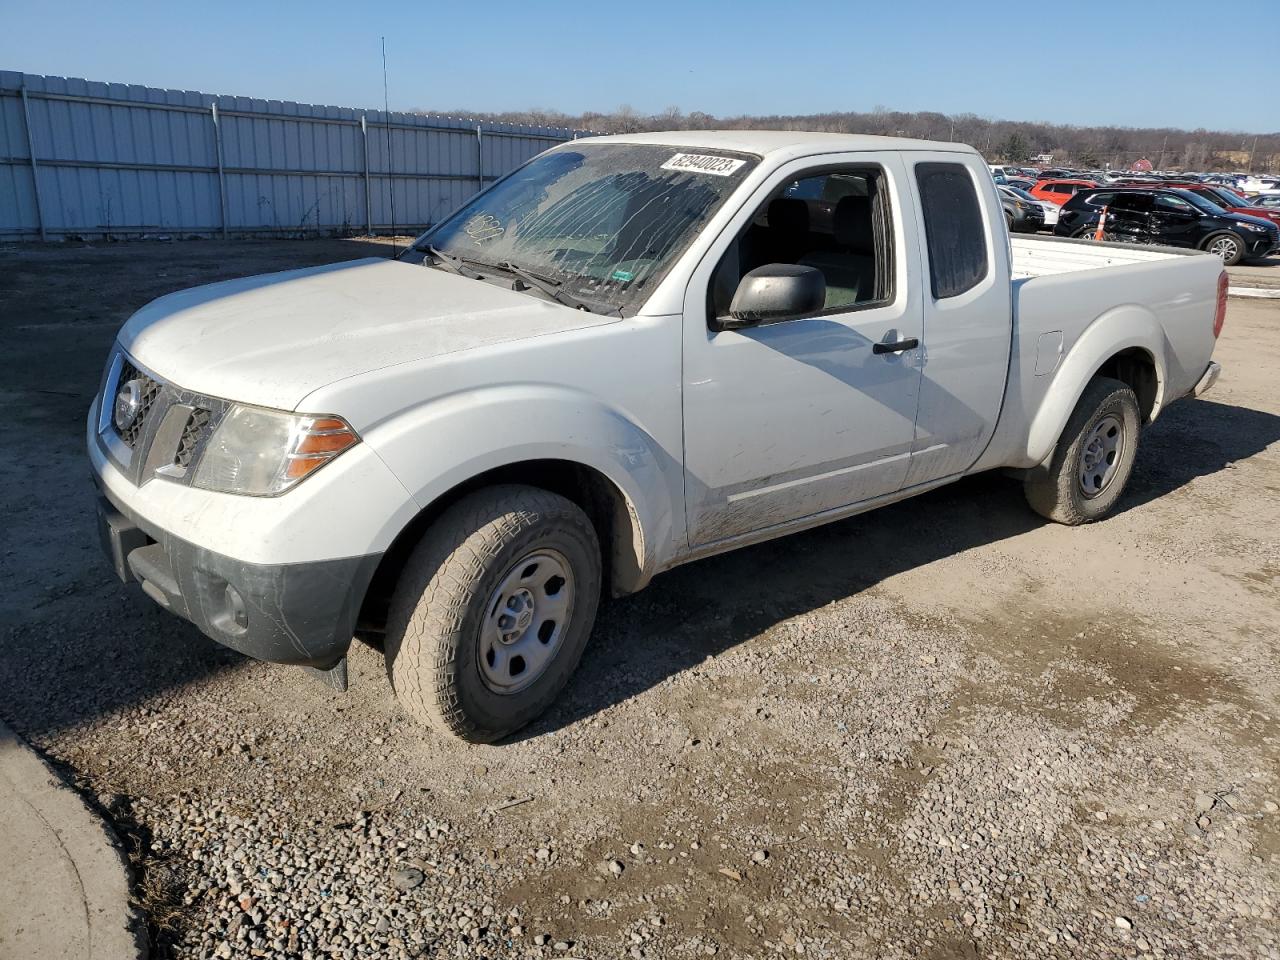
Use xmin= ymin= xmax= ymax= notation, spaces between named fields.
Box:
xmin=1078 ymin=414 xmax=1124 ymax=499
xmin=1211 ymin=238 xmax=1237 ymax=260
xmin=479 ymin=550 xmax=575 ymax=695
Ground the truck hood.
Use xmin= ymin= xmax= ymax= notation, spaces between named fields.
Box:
xmin=119 ymin=258 xmax=615 ymax=410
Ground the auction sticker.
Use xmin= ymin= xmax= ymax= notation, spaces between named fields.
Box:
xmin=661 ymin=153 xmax=747 ymax=176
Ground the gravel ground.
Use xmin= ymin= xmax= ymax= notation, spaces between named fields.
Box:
xmin=1 ymin=239 xmax=1278 ymax=960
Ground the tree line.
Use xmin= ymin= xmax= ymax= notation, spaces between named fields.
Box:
xmin=424 ymin=104 xmax=1280 ymax=173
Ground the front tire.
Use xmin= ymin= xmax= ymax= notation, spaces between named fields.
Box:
xmin=384 ymin=485 xmax=602 ymax=742
xmin=1203 ymin=232 xmax=1244 ymax=266
xmin=1023 ymin=377 xmax=1141 ymax=525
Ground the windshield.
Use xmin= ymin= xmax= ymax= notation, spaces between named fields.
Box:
xmin=411 ymin=143 xmax=757 ymax=315
xmin=1211 ymin=187 xmax=1248 ymax=207
xmin=1177 ymin=190 xmax=1227 ymax=215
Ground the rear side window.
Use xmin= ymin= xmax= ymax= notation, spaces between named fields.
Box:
xmin=915 ymin=162 xmax=988 ymax=300
xmin=1110 ymin=193 xmax=1152 ymax=212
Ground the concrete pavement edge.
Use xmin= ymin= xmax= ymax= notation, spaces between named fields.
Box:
xmin=0 ymin=717 xmax=147 ymax=960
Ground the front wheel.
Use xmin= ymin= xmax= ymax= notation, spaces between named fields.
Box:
xmin=1023 ymin=377 xmax=1141 ymax=525
xmin=1203 ymin=233 xmax=1244 ymax=266
xmin=384 ymin=485 xmax=602 ymax=742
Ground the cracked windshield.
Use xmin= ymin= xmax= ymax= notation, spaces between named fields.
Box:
xmin=411 ymin=143 xmax=757 ymax=314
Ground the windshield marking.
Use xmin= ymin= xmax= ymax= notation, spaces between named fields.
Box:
xmin=411 ymin=144 xmax=756 ymax=315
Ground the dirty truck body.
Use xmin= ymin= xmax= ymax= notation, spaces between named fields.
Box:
xmin=89 ymin=132 xmax=1224 ymax=741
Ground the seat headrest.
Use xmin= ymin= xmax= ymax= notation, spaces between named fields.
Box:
xmin=833 ymin=195 xmax=875 ymax=255
xmin=767 ymin=197 xmax=810 ymax=235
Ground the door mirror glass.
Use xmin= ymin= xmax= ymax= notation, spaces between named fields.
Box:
xmin=724 ymin=264 xmax=826 ymax=328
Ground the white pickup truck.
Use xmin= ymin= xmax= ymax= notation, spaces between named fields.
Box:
xmin=89 ymin=132 xmax=1225 ymax=742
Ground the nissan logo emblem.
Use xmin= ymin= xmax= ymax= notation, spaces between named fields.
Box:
xmin=114 ymin=379 xmax=144 ymax=432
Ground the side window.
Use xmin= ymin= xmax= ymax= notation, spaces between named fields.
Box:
xmin=1085 ymin=192 xmax=1115 ymax=207
xmin=1110 ymin=193 xmax=1152 ymax=212
xmin=709 ymin=166 xmax=895 ymax=320
xmin=1155 ymin=195 xmax=1195 ymax=213
xmin=915 ymin=162 xmax=989 ymax=300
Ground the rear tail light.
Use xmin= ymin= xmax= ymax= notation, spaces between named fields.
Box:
xmin=1213 ymin=271 xmax=1228 ymax=339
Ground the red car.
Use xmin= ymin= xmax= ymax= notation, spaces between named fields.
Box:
xmin=1028 ymin=179 xmax=1098 ymax=207
xmin=1124 ymin=182 xmax=1280 ymax=228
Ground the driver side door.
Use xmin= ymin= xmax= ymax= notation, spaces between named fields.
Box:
xmin=680 ymin=154 xmax=925 ymax=548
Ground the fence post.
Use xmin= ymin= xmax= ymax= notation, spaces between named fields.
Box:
xmin=475 ymin=124 xmax=484 ymax=197
xmin=210 ymin=103 xmax=228 ymax=239
xmin=361 ymin=116 xmax=373 ymax=236
xmin=19 ymin=85 xmax=47 ymax=242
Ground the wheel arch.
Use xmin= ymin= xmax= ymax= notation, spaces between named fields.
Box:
xmin=358 ymin=458 xmax=651 ymax=636
xmin=1026 ymin=305 xmax=1166 ymax=466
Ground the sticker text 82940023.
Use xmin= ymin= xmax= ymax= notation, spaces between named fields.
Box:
xmin=660 ymin=153 xmax=747 ymax=177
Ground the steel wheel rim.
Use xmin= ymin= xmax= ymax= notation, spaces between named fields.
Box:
xmin=1078 ymin=414 xmax=1125 ymax=499
xmin=1209 ymin=237 xmax=1238 ymax=260
xmin=478 ymin=549 xmax=575 ymax=695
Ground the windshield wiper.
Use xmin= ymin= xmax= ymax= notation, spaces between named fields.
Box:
xmin=424 ymin=245 xmax=483 ymax=279
xmin=497 ymin=260 xmax=622 ymax=317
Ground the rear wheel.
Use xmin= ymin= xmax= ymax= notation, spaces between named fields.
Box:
xmin=1023 ymin=377 xmax=1141 ymax=525
xmin=384 ymin=485 xmax=602 ymax=742
xmin=1203 ymin=232 xmax=1244 ymax=266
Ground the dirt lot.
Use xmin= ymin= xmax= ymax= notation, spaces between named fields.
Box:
xmin=1 ymin=239 xmax=1278 ymax=960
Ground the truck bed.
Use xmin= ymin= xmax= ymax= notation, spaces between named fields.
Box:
xmin=1010 ymin=234 xmax=1193 ymax=280
xmin=973 ymin=232 xmax=1223 ymax=475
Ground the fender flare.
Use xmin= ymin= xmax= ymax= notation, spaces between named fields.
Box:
xmin=363 ymin=383 xmax=680 ymax=589
xmin=1025 ymin=303 xmax=1167 ymax=467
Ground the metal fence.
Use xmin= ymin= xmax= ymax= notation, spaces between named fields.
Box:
xmin=0 ymin=71 xmax=589 ymax=241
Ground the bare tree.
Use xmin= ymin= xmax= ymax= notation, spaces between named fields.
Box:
xmin=429 ymin=104 xmax=1280 ymax=172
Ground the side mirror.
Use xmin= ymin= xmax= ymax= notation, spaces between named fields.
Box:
xmin=722 ymin=264 xmax=826 ymax=329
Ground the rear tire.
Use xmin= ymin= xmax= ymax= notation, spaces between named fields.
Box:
xmin=1202 ymin=232 xmax=1244 ymax=266
xmin=384 ymin=485 xmax=601 ymax=742
xmin=1023 ymin=377 xmax=1141 ymax=525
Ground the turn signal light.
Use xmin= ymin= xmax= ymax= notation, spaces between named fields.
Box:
xmin=285 ymin=416 xmax=359 ymax=481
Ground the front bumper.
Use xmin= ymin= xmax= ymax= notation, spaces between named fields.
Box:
xmin=1010 ymin=209 xmax=1045 ymax=232
xmin=95 ymin=483 xmax=380 ymax=667
xmin=1244 ymin=235 xmax=1278 ymax=258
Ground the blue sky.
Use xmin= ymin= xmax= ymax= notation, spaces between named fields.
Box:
xmin=2 ymin=0 xmax=1277 ymax=133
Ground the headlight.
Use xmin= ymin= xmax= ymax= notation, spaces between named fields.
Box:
xmin=192 ymin=405 xmax=359 ymax=497
xmin=1237 ymin=222 xmax=1266 ymax=232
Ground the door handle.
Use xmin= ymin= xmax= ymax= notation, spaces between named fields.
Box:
xmin=873 ymin=337 xmax=919 ymax=355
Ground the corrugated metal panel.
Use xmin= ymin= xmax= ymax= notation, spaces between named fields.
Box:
xmin=0 ymin=70 xmax=590 ymax=240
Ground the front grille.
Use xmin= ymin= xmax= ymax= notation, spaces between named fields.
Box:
xmin=115 ymin=360 xmax=163 ymax=448
xmin=174 ymin=408 xmax=211 ymax=469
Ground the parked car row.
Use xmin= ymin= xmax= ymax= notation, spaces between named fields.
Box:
xmin=988 ymin=163 xmax=1280 ymax=260
xmin=1054 ymin=187 xmax=1280 ymax=265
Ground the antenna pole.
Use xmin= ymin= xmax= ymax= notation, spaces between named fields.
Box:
xmin=382 ymin=37 xmax=398 ymax=255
